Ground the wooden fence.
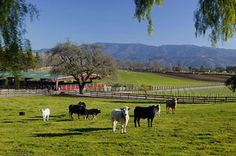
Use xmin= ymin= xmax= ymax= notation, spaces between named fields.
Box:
xmin=0 ymin=89 xmax=47 ymax=97
xmin=1 ymin=89 xmax=236 ymax=104
xmin=86 ymin=91 xmax=236 ymax=104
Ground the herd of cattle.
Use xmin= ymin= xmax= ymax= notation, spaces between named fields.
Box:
xmin=41 ymin=98 xmax=178 ymax=133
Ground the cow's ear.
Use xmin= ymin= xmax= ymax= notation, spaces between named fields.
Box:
xmin=120 ymin=108 xmax=124 ymax=110
xmin=128 ymin=108 xmax=131 ymax=110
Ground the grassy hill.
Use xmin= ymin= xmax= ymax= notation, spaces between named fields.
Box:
xmin=102 ymin=70 xmax=214 ymax=87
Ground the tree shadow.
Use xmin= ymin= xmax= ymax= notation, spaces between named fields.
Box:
xmin=66 ymin=127 xmax=112 ymax=133
xmin=33 ymin=132 xmax=82 ymax=137
xmin=54 ymin=118 xmax=72 ymax=122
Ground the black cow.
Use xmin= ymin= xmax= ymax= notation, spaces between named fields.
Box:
xmin=69 ymin=101 xmax=86 ymax=119
xmin=166 ymin=98 xmax=177 ymax=114
xmin=84 ymin=109 xmax=101 ymax=120
xmin=134 ymin=104 xmax=160 ymax=127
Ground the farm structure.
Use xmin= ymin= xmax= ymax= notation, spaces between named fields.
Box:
xmin=0 ymin=71 xmax=105 ymax=91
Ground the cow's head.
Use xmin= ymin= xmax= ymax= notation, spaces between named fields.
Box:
xmin=120 ymin=106 xmax=130 ymax=119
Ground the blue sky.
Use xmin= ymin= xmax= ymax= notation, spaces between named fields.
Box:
xmin=25 ymin=0 xmax=236 ymax=50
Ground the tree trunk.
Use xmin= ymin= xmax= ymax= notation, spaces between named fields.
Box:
xmin=79 ymin=84 xmax=85 ymax=94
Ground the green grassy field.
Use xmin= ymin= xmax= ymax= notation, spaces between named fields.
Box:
xmin=102 ymin=70 xmax=213 ymax=87
xmin=0 ymin=96 xmax=235 ymax=155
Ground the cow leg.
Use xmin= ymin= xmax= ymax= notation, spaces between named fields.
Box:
xmin=121 ymin=124 xmax=124 ymax=133
xmin=138 ymin=118 xmax=141 ymax=127
xmin=150 ymin=118 xmax=153 ymax=127
xmin=172 ymin=108 xmax=175 ymax=114
xmin=124 ymin=124 xmax=127 ymax=133
xmin=148 ymin=118 xmax=150 ymax=127
xmin=69 ymin=112 xmax=73 ymax=120
xmin=134 ymin=116 xmax=137 ymax=127
xmin=112 ymin=120 xmax=117 ymax=132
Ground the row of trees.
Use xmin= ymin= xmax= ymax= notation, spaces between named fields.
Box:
xmin=0 ymin=40 xmax=40 ymax=72
xmin=118 ymin=60 xmax=236 ymax=74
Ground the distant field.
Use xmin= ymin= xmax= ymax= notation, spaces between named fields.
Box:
xmin=149 ymin=87 xmax=236 ymax=97
xmin=0 ymin=96 xmax=235 ymax=155
xmin=102 ymin=70 xmax=214 ymax=87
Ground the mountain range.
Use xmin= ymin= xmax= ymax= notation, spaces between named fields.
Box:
xmin=36 ymin=43 xmax=236 ymax=68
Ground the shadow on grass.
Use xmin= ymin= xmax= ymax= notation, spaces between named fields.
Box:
xmin=1 ymin=120 xmax=14 ymax=123
xmin=33 ymin=127 xmax=111 ymax=137
xmin=33 ymin=132 xmax=82 ymax=137
xmin=67 ymin=127 xmax=112 ymax=133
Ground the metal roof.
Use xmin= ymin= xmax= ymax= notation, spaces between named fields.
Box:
xmin=0 ymin=71 xmax=64 ymax=79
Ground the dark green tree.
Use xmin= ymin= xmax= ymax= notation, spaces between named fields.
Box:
xmin=0 ymin=0 xmax=38 ymax=71
xmin=225 ymin=75 xmax=236 ymax=92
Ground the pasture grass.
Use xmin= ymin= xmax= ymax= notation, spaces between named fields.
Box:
xmin=0 ymin=96 xmax=235 ymax=155
xmin=102 ymin=70 xmax=212 ymax=87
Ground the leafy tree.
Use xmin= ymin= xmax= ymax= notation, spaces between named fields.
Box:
xmin=225 ymin=75 xmax=236 ymax=92
xmin=48 ymin=41 xmax=116 ymax=94
xmin=35 ymin=52 xmax=42 ymax=68
xmin=226 ymin=66 xmax=236 ymax=73
xmin=23 ymin=40 xmax=36 ymax=71
xmin=0 ymin=0 xmax=38 ymax=71
xmin=134 ymin=0 xmax=236 ymax=46
xmin=134 ymin=0 xmax=164 ymax=34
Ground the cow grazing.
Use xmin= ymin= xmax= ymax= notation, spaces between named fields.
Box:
xmin=85 ymin=109 xmax=101 ymax=120
xmin=69 ymin=101 xmax=86 ymax=119
xmin=166 ymin=98 xmax=177 ymax=114
xmin=111 ymin=106 xmax=130 ymax=133
xmin=41 ymin=108 xmax=50 ymax=121
xmin=134 ymin=104 xmax=160 ymax=127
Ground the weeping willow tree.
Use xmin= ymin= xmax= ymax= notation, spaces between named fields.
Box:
xmin=134 ymin=0 xmax=164 ymax=35
xmin=134 ymin=0 xmax=236 ymax=46
xmin=0 ymin=0 xmax=38 ymax=71
xmin=0 ymin=0 xmax=38 ymax=88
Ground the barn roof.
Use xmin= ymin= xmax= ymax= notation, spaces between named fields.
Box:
xmin=0 ymin=71 xmax=64 ymax=80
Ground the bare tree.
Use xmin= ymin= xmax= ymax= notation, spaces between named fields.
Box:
xmin=48 ymin=41 xmax=116 ymax=94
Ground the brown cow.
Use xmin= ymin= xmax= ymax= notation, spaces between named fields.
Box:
xmin=166 ymin=98 xmax=177 ymax=114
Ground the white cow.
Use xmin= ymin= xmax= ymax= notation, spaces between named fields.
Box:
xmin=111 ymin=106 xmax=130 ymax=133
xmin=41 ymin=108 xmax=50 ymax=121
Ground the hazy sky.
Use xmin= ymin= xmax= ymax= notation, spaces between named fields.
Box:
xmin=25 ymin=0 xmax=236 ymax=49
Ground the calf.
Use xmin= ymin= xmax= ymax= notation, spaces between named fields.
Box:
xmin=134 ymin=104 xmax=160 ymax=127
xmin=85 ymin=109 xmax=101 ymax=120
xmin=69 ymin=101 xmax=86 ymax=119
xmin=41 ymin=108 xmax=50 ymax=121
xmin=166 ymin=98 xmax=177 ymax=114
xmin=111 ymin=106 xmax=130 ymax=133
